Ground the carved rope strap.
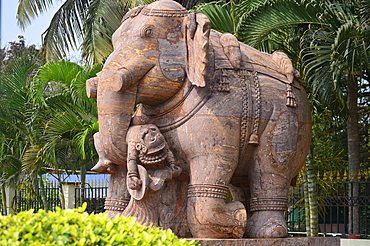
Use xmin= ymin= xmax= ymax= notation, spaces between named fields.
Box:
xmin=104 ymin=197 xmax=130 ymax=211
xmin=248 ymin=197 xmax=288 ymax=211
xmin=188 ymin=184 xmax=229 ymax=200
xmin=250 ymin=71 xmax=261 ymax=145
xmin=238 ymin=70 xmax=261 ymax=147
xmin=158 ymin=94 xmax=211 ymax=133
xmin=239 ymin=70 xmax=252 ymax=153
xmin=141 ymin=7 xmax=189 ymax=17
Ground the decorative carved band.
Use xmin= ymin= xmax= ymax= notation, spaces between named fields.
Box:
xmin=188 ymin=184 xmax=229 ymax=199
xmin=249 ymin=71 xmax=261 ymax=145
xmin=104 ymin=197 xmax=130 ymax=211
xmin=239 ymin=70 xmax=252 ymax=153
xmin=217 ymin=69 xmax=231 ymax=92
xmin=248 ymin=197 xmax=288 ymax=211
xmin=142 ymin=8 xmax=189 ymax=17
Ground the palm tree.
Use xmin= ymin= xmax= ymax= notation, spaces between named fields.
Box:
xmin=24 ymin=60 xmax=102 ymax=208
xmin=244 ymin=0 xmax=369 ymax=235
xmin=197 ymin=0 xmax=369 ymax=235
xmin=194 ymin=0 xmax=323 ymax=61
xmin=17 ymin=0 xmax=208 ymax=64
xmin=0 ymin=39 xmax=45 ymax=211
xmin=17 ymin=0 xmax=131 ymax=64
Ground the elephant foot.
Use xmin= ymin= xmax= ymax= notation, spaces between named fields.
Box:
xmin=245 ymin=210 xmax=287 ymax=238
xmin=188 ymin=197 xmax=247 ymax=238
xmin=91 ymin=159 xmax=117 ymax=174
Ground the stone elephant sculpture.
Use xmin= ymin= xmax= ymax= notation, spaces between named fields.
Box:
xmin=86 ymin=0 xmax=311 ymax=239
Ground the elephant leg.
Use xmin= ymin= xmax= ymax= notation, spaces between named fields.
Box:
xmin=245 ymin=113 xmax=310 ymax=238
xmin=187 ymin=155 xmax=247 ymax=238
xmin=104 ymin=165 xmax=131 ymax=219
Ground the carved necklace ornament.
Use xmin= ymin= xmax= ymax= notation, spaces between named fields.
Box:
xmin=138 ymin=146 xmax=167 ymax=165
xmin=139 ymin=84 xmax=212 ymax=133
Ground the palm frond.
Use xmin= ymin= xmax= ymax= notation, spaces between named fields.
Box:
xmin=81 ymin=0 xmax=125 ymax=64
xmin=240 ymin=0 xmax=325 ymax=48
xmin=41 ymin=0 xmax=91 ymax=61
xmin=17 ymin=0 xmax=56 ymax=30
xmin=194 ymin=2 xmax=234 ymax=34
xmin=32 ymin=60 xmax=83 ymax=106
xmin=360 ymin=0 xmax=370 ymax=25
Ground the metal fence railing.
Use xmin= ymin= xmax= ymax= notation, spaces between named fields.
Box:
xmin=14 ymin=181 xmax=60 ymax=213
xmin=1 ymin=172 xmax=370 ymax=238
xmin=75 ymin=180 xmax=109 ymax=213
xmin=288 ymin=171 xmax=370 ymax=237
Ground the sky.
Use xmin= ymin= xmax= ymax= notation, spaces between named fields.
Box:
xmin=1 ymin=1 xmax=60 ymax=48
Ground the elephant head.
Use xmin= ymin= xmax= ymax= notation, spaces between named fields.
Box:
xmin=87 ymin=0 xmax=211 ymax=167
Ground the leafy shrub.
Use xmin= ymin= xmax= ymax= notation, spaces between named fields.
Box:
xmin=0 ymin=204 xmax=198 ymax=246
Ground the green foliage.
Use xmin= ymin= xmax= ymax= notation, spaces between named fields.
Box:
xmin=0 ymin=204 xmax=198 ymax=246
xmin=17 ymin=0 xmax=155 ymax=64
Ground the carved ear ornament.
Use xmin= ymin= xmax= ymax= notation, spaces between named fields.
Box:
xmin=137 ymin=140 xmax=148 ymax=154
xmin=136 ymin=143 xmax=143 ymax=151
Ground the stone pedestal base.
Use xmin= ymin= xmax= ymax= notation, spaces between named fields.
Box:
xmin=189 ymin=237 xmax=340 ymax=246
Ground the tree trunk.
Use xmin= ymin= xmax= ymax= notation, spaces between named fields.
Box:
xmin=306 ymin=147 xmax=318 ymax=236
xmin=303 ymin=172 xmax=311 ymax=236
xmin=36 ymin=176 xmax=49 ymax=211
xmin=1 ymin=184 xmax=6 ymax=215
xmin=58 ymin=181 xmax=66 ymax=209
xmin=347 ymin=77 xmax=360 ymax=235
xmin=80 ymin=164 xmax=86 ymax=207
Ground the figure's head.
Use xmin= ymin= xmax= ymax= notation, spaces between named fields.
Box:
xmin=127 ymin=124 xmax=165 ymax=153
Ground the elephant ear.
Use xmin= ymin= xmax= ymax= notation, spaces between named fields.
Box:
xmin=185 ymin=12 xmax=211 ymax=87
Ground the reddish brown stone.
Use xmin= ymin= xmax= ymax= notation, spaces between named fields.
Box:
xmin=87 ymin=0 xmax=312 ymax=239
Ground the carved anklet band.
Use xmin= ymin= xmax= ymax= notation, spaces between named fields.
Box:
xmin=104 ymin=197 xmax=130 ymax=211
xmin=188 ymin=184 xmax=228 ymax=199
xmin=248 ymin=197 xmax=288 ymax=211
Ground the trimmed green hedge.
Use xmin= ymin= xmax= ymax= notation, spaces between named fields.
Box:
xmin=0 ymin=204 xmax=198 ymax=246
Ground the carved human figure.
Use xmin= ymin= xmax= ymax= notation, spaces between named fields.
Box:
xmin=126 ymin=124 xmax=182 ymax=191
xmin=122 ymin=124 xmax=182 ymax=226
xmin=87 ymin=0 xmax=311 ymax=239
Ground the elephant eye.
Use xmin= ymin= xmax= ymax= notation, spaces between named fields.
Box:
xmin=140 ymin=25 xmax=153 ymax=38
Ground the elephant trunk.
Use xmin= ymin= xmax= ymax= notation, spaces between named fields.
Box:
xmin=87 ymin=57 xmax=154 ymax=166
